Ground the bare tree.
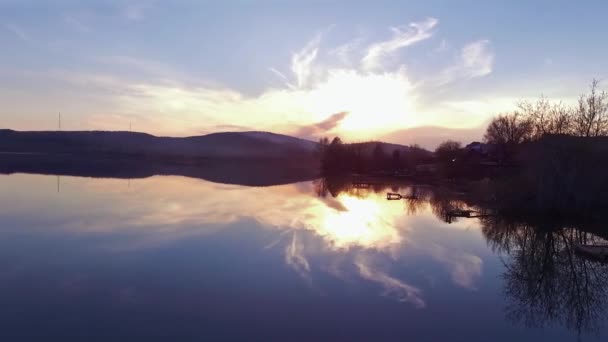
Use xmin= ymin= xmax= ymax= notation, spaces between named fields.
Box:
xmin=573 ymin=79 xmax=608 ymax=137
xmin=518 ymin=97 xmax=573 ymax=139
xmin=435 ymin=140 xmax=462 ymax=164
xmin=484 ymin=112 xmax=532 ymax=145
xmin=547 ymin=101 xmax=572 ymax=135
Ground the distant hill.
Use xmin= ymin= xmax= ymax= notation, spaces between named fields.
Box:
xmin=0 ymin=130 xmax=318 ymax=160
xmin=351 ymin=141 xmax=411 ymax=155
xmin=382 ymin=126 xmax=484 ymax=150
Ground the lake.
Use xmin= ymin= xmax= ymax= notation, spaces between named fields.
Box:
xmin=0 ymin=173 xmax=606 ymax=341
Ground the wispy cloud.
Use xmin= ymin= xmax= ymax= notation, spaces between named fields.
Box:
xmin=4 ymin=17 xmax=498 ymax=142
xmin=63 ymin=13 xmax=92 ymax=33
xmin=291 ymin=33 xmax=322 ymax=88
xmin=268 ymin=67 xmax=296 ymax=89
xmin=3 ymin=23 xmax=31 ymax=42
xmin=122 ymin=3 xmax=150 ymax=21
xmin=328 ymin=37 xmax=364 ymax=66
xmin=362 ymin=17 xmax=438 ymax=70
xmin=435 ymin=40 xmax=494 ymax=86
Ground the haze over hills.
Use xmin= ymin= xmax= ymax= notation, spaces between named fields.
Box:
xmin=382 ymin=126 xmax=485 ymax=149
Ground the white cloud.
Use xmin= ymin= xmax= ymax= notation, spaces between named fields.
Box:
xmin=4 ymin=18 xmax=503 ymax=141
xmin=64 ymin=13 xmax=92 ymax=33
xmin=328 ymin=37 xmax=364 ymax=66
xmin=362 ymin=17 xmax=438 ymax=71
xmin=435 ymin=40 xmax=494 ymax=86
xmin=3 ymin=23 xmax=31 ymax=42
xmin=123 ymin=3 xmax=148 ymax=21
xmin=434 ymin=39 xmax=449 ymax=53
xmin=291 ymin=33 xmax=322 ymax=88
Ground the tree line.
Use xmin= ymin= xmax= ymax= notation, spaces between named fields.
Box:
xmin=317 ymin=137 xmax=433 ymax=175
xmin=484 ymin=79 xmax=608 ymax=146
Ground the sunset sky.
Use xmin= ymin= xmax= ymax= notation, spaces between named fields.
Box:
xmin=1 ymin=0 xmax=607 ymax=147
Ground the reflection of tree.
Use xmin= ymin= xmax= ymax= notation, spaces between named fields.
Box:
xmin=429 ymin=188 xmax=467 ymax=223
xmin=481 ymin=217 xmax=608 ymax=336
xmin=404 ymin=186 xmax=430 ymax=216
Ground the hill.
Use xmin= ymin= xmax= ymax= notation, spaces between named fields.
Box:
xmin=0 ymin=130 xmax=318 ymax=160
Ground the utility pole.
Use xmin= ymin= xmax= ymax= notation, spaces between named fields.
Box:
xmin=58 ymin=112 xmax=62 ymax=131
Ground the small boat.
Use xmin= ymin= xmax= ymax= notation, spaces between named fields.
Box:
xmin=574 ymin=244 xmax=608 ymax=261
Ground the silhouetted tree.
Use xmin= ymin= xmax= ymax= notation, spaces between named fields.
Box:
xmin=372 ymin=143 xmax=387 ymax=171
xmin=573 ymin=79 xmax=608 ymax=137
xmin=391 ymin=149 xmax=403 ymax=172
xmin=518 ymin=97 xmax=573 ymax=139
xmin=484 ymin=112 xmax=532 ymax=145
xmin=435 ymin=140 xmax=462 ymax=164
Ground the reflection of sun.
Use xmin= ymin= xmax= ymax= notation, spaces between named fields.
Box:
xmin=317 ymin=194 xmax=402 ymax=249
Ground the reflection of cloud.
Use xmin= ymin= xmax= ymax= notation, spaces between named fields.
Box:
xmin=362 ymin=17 xmax=438 ymax=70
xmin=322 ymin=197 xmax=349 ymax=212
xmin=428 ymin=244 xmax=483 ymax=290
xmin=285 ymin=232 xmax=311 ymax=282
xmin=355 ymin=256 xmax=425 ymax=308
xmin=0 ymin=173 xmax=497 ymax=308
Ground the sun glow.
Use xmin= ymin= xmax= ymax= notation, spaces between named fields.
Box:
xmin=304 ymin=69 xmax=418 ymax=139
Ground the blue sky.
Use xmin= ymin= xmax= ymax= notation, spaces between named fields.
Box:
xmin=1 ymin=0 xmax=607 ymax=146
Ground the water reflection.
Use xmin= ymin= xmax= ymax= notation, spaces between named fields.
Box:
xmin=481 ymin=217 xmax=608 ymax=335
xmin=0 ymin=173 xmax=607 ymax=340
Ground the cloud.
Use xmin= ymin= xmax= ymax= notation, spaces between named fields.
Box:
xmin=435 ymin=40 xmax=494 ymax=86
xmin=268 ymin=67 xmax=295 ymax=89
xmin=291 ymin=33 xmax=322 ymax=88
xmin=356 ymin=256 xmax=425 ymax=308
xmin=362 ymin=17 xmax=438 ymax=70
xmin=3 ymin=23 xmax=31 ymax=42
xmin=123 ymin=3 xmax=149 ymax=21
xmin=328 ymin=38 xmax=364 ymax=65
xmin=4 ymin=18 xmax=503 ymax=140
xmin=64 ymin=13 xmax=92 ymax=33
xmin=434 ymin=39 xmax=449 ymax=53
xmin=293 ymin=111 xmax=349 ymax=139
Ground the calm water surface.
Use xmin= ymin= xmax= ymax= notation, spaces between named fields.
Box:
xmin=0 ymin=173 xmax=606 ymax=341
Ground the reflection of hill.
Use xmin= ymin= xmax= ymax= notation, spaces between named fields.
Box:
xmin=0 ymin=130 xmax=320 ymax=186
xmin=481 ymin=217 xmax=608 ymax=336
xmin=0 ymin=154 xmax=318 ymax=186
